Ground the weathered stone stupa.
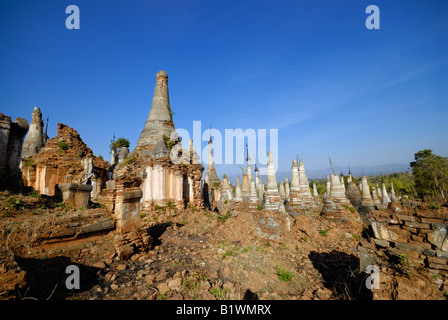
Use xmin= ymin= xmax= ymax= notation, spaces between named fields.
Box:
xmin=21 ymin=107 xmax=45 ymax=159
xmin=312 ymin=182 xmax=318 ymax=197
xmin=288 ymin=159 xmax=318 ymax=211
xmin=325 ymin=175 xmax=331 ymax=197
xmin=345 ymin=180 xmax=361 ymax=210
xmin=381 ymin=182 xmax=391 ymax=207
xmin=390 ymin=182 xmax=397 ymax=203
xmin=204 ymin=134 xmax=220 ymax=187
xmin=371 ymin=187 xmax=381 ymax=206
xmin=359 ymin=175 xmax=375 ymax=212
xmin=248 ymin=179 xmax=260 ymax=211
xmin=298 ymin=160 xmax=315 ymax=204
xmin=264 ymin=151 xmax=280 ymax=210
xmin=284 ymin=178 xmax=290 ymax=199
xmin=234 ymin=176 xmax=243 ymax=202
xmin=219 ymin=176 xmax=233 ymax=203
xmin=279 ymin=182 xmax=286 ymax=201
xmin=322 ymin=174 xmax=357 ymax=220
xmin=136 ymin=70 xmax=174 ymax=158
xmin=109 ymin=71 xmax=204 ymax=213
xmin=257 ymin=181 xmax=264 ymax=203
xmin=241 ymin=173 xmax=250 ymax=202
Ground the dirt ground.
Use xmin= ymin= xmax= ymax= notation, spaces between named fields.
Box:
xmin=0 ymin=190 xmax=443 ymax=301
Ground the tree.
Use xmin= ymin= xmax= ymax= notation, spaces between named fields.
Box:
xmin=410 ymin=149 xmax=448 ymax=203
xmin=109 ymin=137 xmax=130 ymax=153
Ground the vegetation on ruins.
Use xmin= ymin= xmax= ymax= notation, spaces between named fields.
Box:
xmin=162 ymin=133 xmax=182 ymax=150
xmin=109 ymin=137 xmax=130 ymax=152
xmin=57 ymin=139 xmax=69 ymax=155
xmin=410 ymin=149 xmax=448 ymax=203
xmin=23 ymin=158 xmax=34 ymax=168
xmin=163 ymin=135 xmax=175 ymax=149
xmin=164 ymin=103 xmax=175 ymax=127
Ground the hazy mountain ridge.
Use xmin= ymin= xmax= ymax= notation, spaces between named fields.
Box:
xmin=277 ymin=163 xmax=411 ymax=181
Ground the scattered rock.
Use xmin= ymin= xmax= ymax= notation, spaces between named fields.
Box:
xmin=116 ymin=264 xmax=127 ymax=271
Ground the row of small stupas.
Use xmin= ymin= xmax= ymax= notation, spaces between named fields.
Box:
xmin=205 ymin=138 xmax=398 ymax=221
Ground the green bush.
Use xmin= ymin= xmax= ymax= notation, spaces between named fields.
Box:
xmin=58 ymin=139 xmax=69 ymax=151
xmin=217 ymin=210 xmax=232 ymax=223
xmin=275 ymin=266 xmax=295 ymax=282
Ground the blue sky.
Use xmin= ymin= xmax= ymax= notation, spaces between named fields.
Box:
xmin=1 ymin=0 xmax=447 ymax=179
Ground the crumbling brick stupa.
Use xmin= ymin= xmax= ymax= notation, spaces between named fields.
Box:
xmin=21 ymin=122 xmax=110 ymax=200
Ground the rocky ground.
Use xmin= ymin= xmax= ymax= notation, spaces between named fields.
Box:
xmin=0 ymin=190 xmax=445 ymax=301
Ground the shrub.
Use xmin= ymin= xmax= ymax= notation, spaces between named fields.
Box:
xmin=210 ymin=288 xmax=229 ymax=300
xmin=23 ymin=158 xmax=34 ymax=167
xmin=7 ymin=197 xmax=21 ymax=208
xmin=275 ymin=266 xmax=295 ymax=282
xmin=58 ymin=139 xmax=69 ymax=151
xmin=167 ymin=201 xmax=175 ymax=209
xmin=217 ymin=210 xmax=232 ymax=223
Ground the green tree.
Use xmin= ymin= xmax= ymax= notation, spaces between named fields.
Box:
xmin=410 ymin=149 xmax=448 ymax=203
xmin=110 ymin=137 xmax=130 ymax=152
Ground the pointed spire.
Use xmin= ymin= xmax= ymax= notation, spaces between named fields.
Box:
xmin=43 ymin=116 xmax=49 ymax=144
xmin=248 ymin=179 xmax=259 ymax=210
xmin=329 ymin=174 xmax=347 ymax=199
xmin=235 ymin=176 xmax=243 ymax=202
xmin=325 ymin=174 xmax=331 ymax=198
xmin=152 ymin=135 xmax=170 ymax=159
xmin=313 ymin=182 xmax=318 ymax=197
xmin=205 ymin=131 xmax=219 ymax=186
xmin=209 ymin=126 xmax=212 ymax=144
xmin=246 ymin=143 xmax=253 ymax=184
xmin=390 ymin=182 xmax=397 ymax=203
xmin=257 ymin=181 xmax=264 ymax=203
xmin=265 ymin=151 xmax=280 ymax=210
xmin=371 ymin=187 xmax=381 ymax=207
xmin=360 ymin=175 xmax=374 ymax=207
xmin=298 ymin=160 xmax=311 ymax=196
xmin=376 ymin=183 xmax=382 ymax=199
xmin=241 ymin=173 xmax=250 ymax=201
xmin=290 ymin=160 xmax=300 ymax=192
xmin=346 ymin=179 xmax=361 ymax=210
xmin=381 ymin=183 xmax=391 ymax=207
xmin=137 ymin=70 xmax=175 ymax=155
xmin=279 ymin=182 xmax=286 ymax=201
xmin=21 ymin=106 xmax=44 ymax=159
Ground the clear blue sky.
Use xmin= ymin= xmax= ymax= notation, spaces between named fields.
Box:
xmin=1 ymin=0 xmax=447 ymax=179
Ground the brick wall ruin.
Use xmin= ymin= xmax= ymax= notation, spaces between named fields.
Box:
xmin=358 ymin=203 xmax=448 ymax=299
xmin=21 ymin=123 xmax=110 ymax=198
xmin=0 ymin=113 xmax=29 ymax=191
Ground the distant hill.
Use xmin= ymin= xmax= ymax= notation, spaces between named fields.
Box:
xmin=270 ymin=163 xmax=411 ymax=182
xmin=217 ymin=163 xmax=411 ymax=184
